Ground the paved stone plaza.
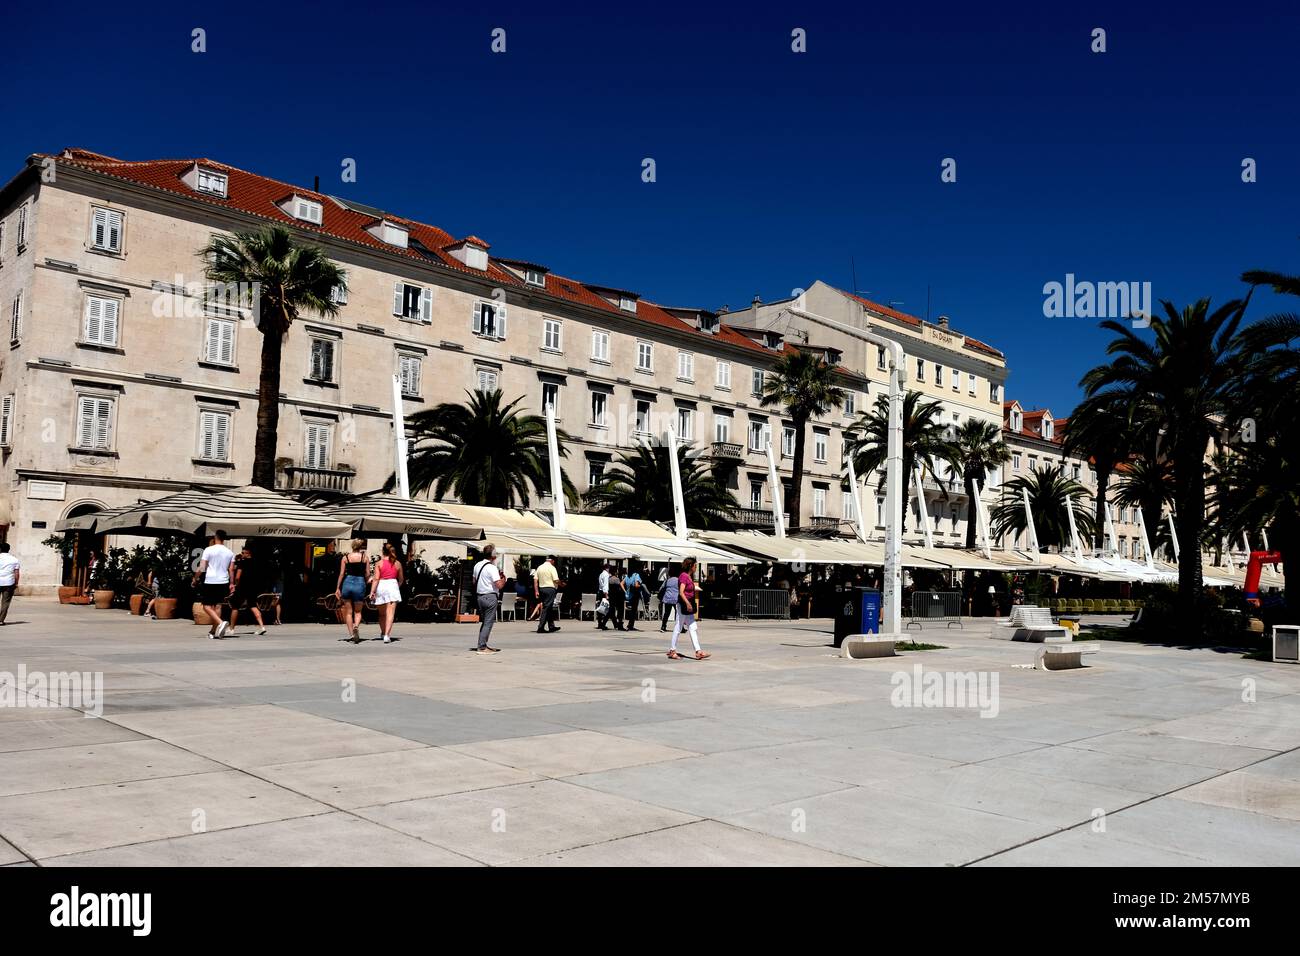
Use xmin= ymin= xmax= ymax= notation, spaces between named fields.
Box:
xmin=1 ymin=599 xmax=1298 ymax=867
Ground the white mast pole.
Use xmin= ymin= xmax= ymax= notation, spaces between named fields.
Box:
xmin=765 ymin=438 xmax=786 ymax=539
xmin=391 ymin=374 xmax=410 ymax=499
xmin=545 ymin=403 xmax=566 ymax=531
xmin=847 ymin=454 xmax=868 ymax=545
xmin=913 ymin=461 xmax=934 ymax=549
xmin=1021 ymin=486 xmax=1040 ymax=554
xmin=666 ymin=426 xmax=688 ymax=540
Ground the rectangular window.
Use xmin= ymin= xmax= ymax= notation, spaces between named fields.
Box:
xmin=303 ymin=421 xmax=331 ymax=469
xmin=542 ymin=319 xmax=562 ymax=351
xmin=330 ymin=283 xmax=348 ymax=306
xmin=525 ymin=269 xmax=545 ymax=287
xmin=16 ymin=204 xmax=28 ymax=248
xmin=750 ymin=481 xmax=763 ymax=510
xmin=83 ymin=295 xmax=120 ymax=347
xmin=9 ymin=291 xmax=22 ymax=343
xmin=393 ymin=282 xmax=432 ymax=322
xmin=591 ymin=330 xmax=610 ymax=362
xmin=75 ymin=395 xmax=114 ymax=450
xmin=635 ymin=399 xmax=651 ymax=434
xmin=90 ymin=207 xmax=123 ymax=253
xmin=0 ymin=220 xmax=6 ymax=258
xmin=636 ymin=341 xmax=653 ymax=372
xmin=590 ymin=391 xmax=608 ymax=427
xmin=749 ymin=421 xmax=770 ymax=452
xmin=968 ymin=372 xmax=977 ymax=395
xmin=781 ymin=426 xmax=796 ymax=458
xmin=204 ymin=317 xmax=236 ymax=365
xmin=844 ymin=392 xmax=855 ymax=415
xmin=716 ymin=361 xmax=732 ymax=390
xmin=814 ymin=430 xmax=828 ymax=462
xmin=751 ymin=369 xmax=764 ymax=396
xmin=619 ymin=296 xmax=637 ymax=312
xmin=934 ymin=364 xmax=944 ymax=388
xmin=0 ymin=394 xmax=13 ymax=446
xmin=876 ymin=346 xmax=886 ymax=371
xmin=196 ymin=169 xmax=228 ymax=196
xmin=472 ymin=301 xmax=507 ymax=339
xmin=842 ymin=490 xmax=855 ymax=520
xmin=1012 ymin=453 xmax=1021 ymax=471
xmin=1072 ymin=463 xmax=1080 ymax=481
xmin=197 ymin=409 xmax=232 ymax=462
xmin=916 ymin=359 xmax=925 ymax=382
xmin=812 ymin=488 xmax=827 ymax=518
xmin=293 ymin=197 xmax=322 ymax=224
xmin=677 ymin=351 xmax=694 ymax=381
xmin=714 ymin=414 xmax=730 ymax=443
xmin=588 ymin=461 xmax=604 ymax=487
xmin=989 ymin=381 xmax=999 ymax=403
xmin=476 ymin=367 xmax=499 ymax=393
xmin=541 ymin=381 xmax=560 ymax=416
xmin=676 ymin=407 xmax=694 ymax=441
xmin=398 ymin=353 xmax=421 ymax=397
xmin=952 ymin=371 xmax=960 ymax=392
xmin=309 ymin=338 xmax=336 ymax=382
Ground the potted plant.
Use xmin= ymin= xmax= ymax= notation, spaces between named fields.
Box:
xmin=150 ymin=534 xmax=195 ymax=621
xmin=124 ymin=545 xmax=153 ymax=615
xmin=42 ymin=533 xmax=83 ymax=604
xmin=90 ymin=547 xmax=132 ymax=609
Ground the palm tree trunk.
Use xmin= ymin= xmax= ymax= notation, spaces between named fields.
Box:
xmin=963 ymin=473 xmax=979 ymax=549
xmin=252 ymin=326 xmax=285 ymax=489
xmin=1093 ymin=466 xmax=1111 ymax=552
xmin=1174 ymin=433 xmax=1207 ymax=637
xmin=787 ymin=417 xmax=807 ymax=531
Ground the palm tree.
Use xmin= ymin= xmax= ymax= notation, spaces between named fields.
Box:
xmin=1080 ymin=298 xmax=1253 ymax=635
xmin=949 ymin=419 xmax=1011 ymax=549
xmin=759 ymin=350 xmax=846 ymax=531
xmin=397 ymin=389 xmax=576 ymax=507
xmin=1113 ymin=452 xmax=1175 ymax=560
xmin=202 ymin=226 xmax=346 ymax=489
xmin=991 ymin=464 xmax=1096 ymax=551
xmin=1061 ymin=391 xmax=1132 ymax=550
xmin=584 ymin=443 xmax=735 ymax=530
xmin=844 ymin=390 xmax=956 ymax=534
xmin=1209 ymin=435 xmax=1297 ymax=608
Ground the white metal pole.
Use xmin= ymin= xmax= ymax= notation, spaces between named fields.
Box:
xmin=391 ymin=374 xmax=410 ymax=499
xmin=1021 ymin=486 xmax=1040 ymax=554
xmin=913 ymin=461 xmax=934 ymax=549
xmin=1136 ymin=507 xmax=1154 ymax=569
xmin=545 ymin=403 xmax=566 ymax=531
xmin=1066 ymin=492 xmax=1084 ymax=560
xmin=666 ymin=426 xmax=688 ymax=540
xmin=1167 ymin=510 xmax=1180 ymax=561
xmin=973 ymin=479 xmax=993 ymax=558
xmin=847 ymin=454 xmax=868 ymax=544
xmin=765 ymin=438 xmax=786 ymax=539
xmin=1103 ymin=498 xmax=1119 ymax=555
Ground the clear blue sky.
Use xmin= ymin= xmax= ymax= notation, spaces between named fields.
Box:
xmin=8 ymin=0 xmax=1298 ymax=416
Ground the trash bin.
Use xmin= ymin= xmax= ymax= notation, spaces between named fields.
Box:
xmin=834 ymin=588 xmax=881 ymax=647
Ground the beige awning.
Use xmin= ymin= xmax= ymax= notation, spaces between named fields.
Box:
xmin=325 ymin=494 xmax=482 ymax=540
xmin=97 ymin=485 xmax=352 ymax=538
xmin=55 ymin=504 xmax=135 ymax=532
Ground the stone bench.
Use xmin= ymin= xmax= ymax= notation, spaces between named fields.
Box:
xmin=1035 ymin=640 xmax=1100 ymax=670
xmin=996 ymin=606 xmax=1042 ymax=629
xmin=841 ymin=635 xmax=898 ymax=660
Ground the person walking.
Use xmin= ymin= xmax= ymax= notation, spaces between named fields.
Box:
xmin=193 ymin=530 xmax=236 ymax=639
xmin=534 ymin=554 xmax=561 ymax=634
xmin=607 ymin=567 xmax=626 ymax=631
xmin=230 ymin=546 xmax=268 ymax=636
xmin=669 ymin=556 xmax=710 ymax=660
xmin=370 ymin=542 xmax=404 ymax=644
xmin=334 ymin=538 xmax=371 ymax=642
xmin=0 ymin=543 xmax=20 ymax=625
xmin=658 ymin=563 xmax=679 ymax=632
xmin=595 ymin=562 xmax=612 ymax=630
xmin=472 ymin=543 xmax=505 ymax=653
xmin=624 ymin=564 xmax=644 ymax=631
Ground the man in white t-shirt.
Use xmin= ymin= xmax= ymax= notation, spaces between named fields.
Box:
xmin=193 ymin=529 xmax=236 ymax=638
xmin=472 ymin=543 xmax=505 ymax=653
xmin=0 ymin=543 xmax=20 ymax=625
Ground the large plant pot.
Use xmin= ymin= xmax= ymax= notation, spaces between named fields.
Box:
xmin=192 ymin=601 xmax=209 ymax=625
xmin=93 ymin=589 xmax=115 ymax=609
xmin=58 ymin=586 xmax=79 ymax=604
xmin=153 ymin=597 xmax=178 ymax=620
xmin=129 ymin=594 xmax=145 ymax=615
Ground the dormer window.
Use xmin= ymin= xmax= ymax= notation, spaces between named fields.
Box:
xmin=367 ymin=220 xmax=408 ymax=249
xmin=291 ymin=196 xmax=322 ymax=224
xmin=698 ymin=314 xmax=719 ymax=334
xmin=196 ymin=169 xmax=228 ymax=197
xmin=1042 ymin=418 xmax=1054 ymax=440
xmin=1010 ymin=408 xmax=1022 ymax=432
xmin=764 ymin=332 xmax=784 ymax=350
xmin=524 ymin=269 xmax=546 ymax=287
xmin=619 ymin=296 xmax=637 ymax=312
xmin=448 ymin=237 xmax=489 ymax=271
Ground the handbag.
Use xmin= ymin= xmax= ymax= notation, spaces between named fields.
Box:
xmin=596 ymin=597 xmax=610 ymax=616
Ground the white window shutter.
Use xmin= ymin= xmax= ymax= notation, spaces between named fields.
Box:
xmin=200 ymin=411 xmax=215 ymax=459
xmin=214 ymin=413 xmax=230 ymax=460
xmin=0 ymin=395 xmax=12 ymax=445
xmin=85 ymin=298 xmax=102 ymax=342
xmin=419 ymin=287 xmax=432 ymax=322
xmin=497 ymin=305 xmax=507 ymax=339
xmin=392 ymin=282 xmax=403 ymax=317
xmin=220 ymin=320 xmax=234 ymax=364
xmin=101 ymin=298 xmax=119 ymax=345
xmin=77 ymin=397 xmax=94 ymax=448
xmin=471 ymin=302 xmax=482 ymax=334
xmin=92 ymin=208 xmax=107 ymax=248
xmin=93 ymin=398 xmax=112 ymax=449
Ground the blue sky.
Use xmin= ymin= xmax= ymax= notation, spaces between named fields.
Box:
xmin=7 ymin=0 xmax=1299 ymax=415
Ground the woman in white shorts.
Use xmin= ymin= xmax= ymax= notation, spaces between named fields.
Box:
xmin=370 ymin=542 xmax=404 ymax=644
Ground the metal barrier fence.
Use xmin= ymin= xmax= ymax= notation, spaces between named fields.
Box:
xmin=737 ymin=588 xmax=791 ymax=621
xmin=907 ymin=590 xmax=963 ymax=629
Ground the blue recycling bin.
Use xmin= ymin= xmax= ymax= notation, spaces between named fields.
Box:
xmin=834 ymin=588 xmax=880 ymax=647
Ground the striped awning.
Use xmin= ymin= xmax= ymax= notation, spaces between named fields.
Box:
xmin=55 ymin=504 xmax=136 ymax=532
xmin=325 ymin=494 xmax=482 ymax=540
xmin=97 ymin=485 xmax=352 ymax=538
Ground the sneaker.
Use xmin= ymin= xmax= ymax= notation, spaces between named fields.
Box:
xmin=216 ymin=621 xmax=230 ymax=638
xmin=476 ymin=646 xmax=500 ymax=654
xmin=383 ymin=634 xmax=392 ymax=644
xmin=207 ymin=629 xmax=217 ymax=639
xmin=256 ymin=628 xmax=267 ymax=636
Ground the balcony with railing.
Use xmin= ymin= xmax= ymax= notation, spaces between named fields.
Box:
xmin=733 ymin=508 xmax=777 ymax=529
xmin=281 ymin=464 xmax=356 ymax=493
xmin=710 ymin=440 xmax=744 ymax=462
xmin=809 ymin=515 xmax=843 ymax=532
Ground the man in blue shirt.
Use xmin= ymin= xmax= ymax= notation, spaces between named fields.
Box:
xmin=624 ymin=566 xmax=645 ymax=631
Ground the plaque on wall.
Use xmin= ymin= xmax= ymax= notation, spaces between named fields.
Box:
xmin=27 ymin=480 xmax=67 ymax=501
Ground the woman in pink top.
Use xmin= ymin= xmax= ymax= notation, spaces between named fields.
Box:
xmin=668 ymin=556 xmax=710 ymax=660
xmin=369 ymin=542 xmax=404 ymax=644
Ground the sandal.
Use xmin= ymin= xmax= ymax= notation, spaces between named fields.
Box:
xmin=695 ymin=651 xmax=711 ymax=660
xmin=666 ymin=649 xmax=680 ymax=659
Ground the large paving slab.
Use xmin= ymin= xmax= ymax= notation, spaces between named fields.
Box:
xmin=448 ymin=730 xmax=696 ymax=777
xmin=0 ymin=739 xmax=222 ymax=796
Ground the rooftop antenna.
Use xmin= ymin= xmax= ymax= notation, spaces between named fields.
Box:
xmin=926 ymin=285 xmax=931 ymax=322
xmin=851 ymin=256 xmax=858 ymax=296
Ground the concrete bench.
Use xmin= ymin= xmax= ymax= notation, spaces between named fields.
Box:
xmin=841 ymin=635 xmax=898 ymax=659
xmin=997 ymin=606 xmax=1041 ymax=629
xmin=1034 ymin=640 xmax=1100 ymax=670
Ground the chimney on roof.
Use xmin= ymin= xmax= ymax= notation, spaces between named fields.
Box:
xmin=937 ymin=315 xmax=950 ymax=330
xmin=313 ymin=175 xmax=320 ymax=193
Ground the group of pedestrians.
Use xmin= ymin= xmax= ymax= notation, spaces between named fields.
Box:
xmin=595 ymin=562 xmax=648 ymax=632
xmin=334 ymin=539 xmax=404 ymax=643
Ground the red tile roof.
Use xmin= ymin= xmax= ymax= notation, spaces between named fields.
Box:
xmin=839 ymin=289 xmax=1004 ymax=360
